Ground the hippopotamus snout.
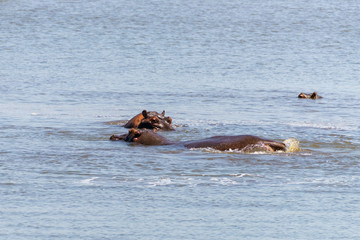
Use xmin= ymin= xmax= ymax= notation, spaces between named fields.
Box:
xmin=124 ymin=129 xmax=141 ymax=142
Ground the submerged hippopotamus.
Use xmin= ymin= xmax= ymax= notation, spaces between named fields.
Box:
xmin=123 ymin=110 xmax=174 ymax=130
xmin=110 ymin=129 xmax=300 ymax=153
xmin=298 ymin=92 xmax=322 ymax=99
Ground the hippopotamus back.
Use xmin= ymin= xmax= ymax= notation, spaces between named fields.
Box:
xmin=124 ymin=129 xmax=171 ymax=145
xmin=115 ymin=129 xmax=288 ymax=152
xmin=183 ymin=135 xmax=286 ymax=152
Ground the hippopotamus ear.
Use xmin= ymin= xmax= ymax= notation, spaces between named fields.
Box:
xmin=142 ymin=110 xmax=148 ymax=118
xmin=311 ymin=92 xmax=321 ymax=99
xmin=161 ymin=110 xmax=165 ymax=116
xmin=166 ymin=116 xmax=172 ymax=124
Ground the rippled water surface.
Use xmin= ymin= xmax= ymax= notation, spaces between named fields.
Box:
xmin=1 ymin=0 xmax=359 ymax=239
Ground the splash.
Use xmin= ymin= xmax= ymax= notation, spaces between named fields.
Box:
xmin=283 ymin=138 xmax=300 ymax=153
xmin=148 ymin=177 xmax=172 ymax=187
xmin=80 ymin=177 xmax=99 ymax=185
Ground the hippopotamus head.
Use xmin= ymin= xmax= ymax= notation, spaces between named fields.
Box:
xmin=138 ymin=110 xmax=174 ymax=130
xmin=124 ymin=128 xmax=171 ymax=145
xmin=298 ymin=92 xmax=322 ymax=99
xmin=124 ymin=110 xmax=174 ymax=130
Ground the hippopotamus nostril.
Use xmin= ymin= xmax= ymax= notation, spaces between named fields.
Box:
xmin=124 ymin=135 xmax=131 ymax=142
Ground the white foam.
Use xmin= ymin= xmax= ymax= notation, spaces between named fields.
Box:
xmin=80 ymin=177 xmax=99 ymax=185
xmin=148 ymin=177 xmax=172 ymax=187
xmin=230 ymin=173 xmax=261 ymax=178
xmin=188 ymin=147 xmax=223 ymax=153
xmin=210 ymin=177 xmax=239 ymax=185
xmin=248 ymin=151 xmax=268 ymax=155
xmin=189 ymin=147 xmax=281 ymax=155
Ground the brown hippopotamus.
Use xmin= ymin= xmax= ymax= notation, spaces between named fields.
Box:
xmin=298 ymin=92 xmax=322 ymax=99
xmin=113 ymin=128 xmax=171 ymax=145
xmin=123 ymin=110 xmax=174 ymax=130
xmin=110 ymin=129 xmax=300 ymax=153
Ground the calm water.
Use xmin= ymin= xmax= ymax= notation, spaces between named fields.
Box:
xmin=1 ymin=0 xmax=360 ymax=239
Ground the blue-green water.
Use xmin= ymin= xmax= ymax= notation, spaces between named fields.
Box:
xmin=1 ymin=0 xmax=359 ymax=239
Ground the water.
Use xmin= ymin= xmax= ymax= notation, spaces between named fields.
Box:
xmin=1 ymin=0 xmax=360 ymax=239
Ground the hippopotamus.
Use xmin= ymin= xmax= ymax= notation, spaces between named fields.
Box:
xmin=110 ymin=129 xmax=300 ymax=153
xmin=123 ymin=110 xmax=174 ymax=130
xmin=298 ymin=92 xmax=322 ymax=99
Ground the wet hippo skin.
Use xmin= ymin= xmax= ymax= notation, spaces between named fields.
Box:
xmin=123 ymin=110 xmax=174 ymax=130
xmin=183 ymin=135 xmax=286 ymax=152
xmin=298 ymin=92 xmax=322 ymax=99
xmin=111 ymin=129 xmax=288 ymax=152
xmin=123 ymin=128 xmax=171 ymax=145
